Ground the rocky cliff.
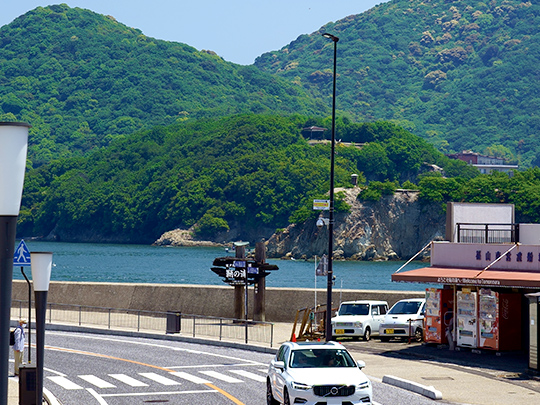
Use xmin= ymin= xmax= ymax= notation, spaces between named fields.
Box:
xmin=154 ymin=188 xmax=446 ymax=260
xmin=265 ymin=188 xmax=446 ymax=261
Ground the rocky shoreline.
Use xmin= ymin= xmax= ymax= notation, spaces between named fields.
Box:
xmin=153 ymin=189 xmax=446 ymax=261
xmin=153 ymin=227 xmax=225 ymax=247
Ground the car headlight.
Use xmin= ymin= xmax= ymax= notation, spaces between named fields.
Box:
xmin=357 ymin=380 xmax=370 ymax=390
xmin=292 ymin=382 xmax=312 ymax=391
xmin=355 ymin=321 xmax=362 ymax=327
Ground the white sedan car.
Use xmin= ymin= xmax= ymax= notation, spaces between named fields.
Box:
xmin=267 ymin=341 xmax=372 ymax=405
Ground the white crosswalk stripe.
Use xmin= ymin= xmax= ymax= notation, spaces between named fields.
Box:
xmin=47 ymin=376 xmax=83 ymax=390
xmin=109 ymin=374 xmax=148 ymax=387
xmin=170 ymin=371 xmax=211 ymax=384
xmin=139 ymin=372 xmax=181 ymax=385
xmin=79 ymin=375 xmax=116 ymax=388
xmin=229 ymin=369 xmax=266 ymax=382
xmin=48 ymin=368 xmax=268 ymax=391
xmin=199 ymin=370 xmax=243 ymax=383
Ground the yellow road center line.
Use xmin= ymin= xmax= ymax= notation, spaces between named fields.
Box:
xmin=45 ymin=345 xmax=246 ymax=404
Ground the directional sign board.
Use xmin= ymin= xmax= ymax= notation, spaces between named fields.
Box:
xmin=313 ymin=199 xmax=330 ymax=210
xmin=13 ymin=240 xmax=31 ymax=267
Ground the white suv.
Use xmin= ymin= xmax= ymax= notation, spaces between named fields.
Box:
xmin=379 ymin=298 xmax=426 ymax=342
xmin=331 ymin=300 xmax=388 ymax=341
xmin=267 ymin=341 xmax=372 ymax=405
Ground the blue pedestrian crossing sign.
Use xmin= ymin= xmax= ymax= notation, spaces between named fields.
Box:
xmin=13 ymin=240 xmax=31 ymax=267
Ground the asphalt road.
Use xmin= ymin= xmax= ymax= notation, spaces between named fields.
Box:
xmin=40 ymin=332 xmax=450 ymax=404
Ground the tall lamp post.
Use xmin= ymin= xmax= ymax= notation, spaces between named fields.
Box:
xmin=322 ymin=33 xmax=339 ymax=342
xmin=31 ymin=252 xmax=53 ymax=405
xmin=0 ymin=122 xmax=29 ymax=405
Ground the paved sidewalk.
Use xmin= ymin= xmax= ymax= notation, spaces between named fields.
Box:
xmin=8 ymin=376 xmax=17 ymax=404
xmin=7 ymin=321 xmax=540 ymax=404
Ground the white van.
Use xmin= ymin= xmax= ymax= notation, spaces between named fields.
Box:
xmin=331 ymin=300 xmax=389 ymax=341
xmin=379 ymin=298 xmax=426 ymax=342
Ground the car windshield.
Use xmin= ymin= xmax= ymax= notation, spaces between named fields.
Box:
xmin=338 ymin=303 xmax=369 ymax=316
xmin=388 ymin=301 xmax=422 ymax=315
xmin=289 ymin=349 xmax=357 ymax=368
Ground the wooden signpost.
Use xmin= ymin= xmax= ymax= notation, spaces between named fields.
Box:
xmin=211 ymin=241 xmax=278 ymax=322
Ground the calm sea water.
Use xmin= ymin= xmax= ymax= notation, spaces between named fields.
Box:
xmin=12 ymin=240 xmax=436 ymax=291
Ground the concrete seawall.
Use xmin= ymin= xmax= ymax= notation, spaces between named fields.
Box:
xmin=12 ymin=280 xmax=424 ymax=322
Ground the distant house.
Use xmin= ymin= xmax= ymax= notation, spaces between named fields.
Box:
xmin=446 ymin=150 xmax=518 ymax=175
xmin=301 ymin=126 xmax=327 ymax=141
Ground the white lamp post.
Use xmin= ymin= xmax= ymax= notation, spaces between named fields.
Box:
xmin=31 ymin=251 xmax=53 ymax=405
xmin=0 ymin=122 xmax=29 ymax=405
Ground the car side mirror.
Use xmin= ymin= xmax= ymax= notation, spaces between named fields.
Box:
xmin=273 ymin=360 xmax=285 ymax=370
xmin=335 ymin=311 xmax=339 ymax=316
xmin=356 ymin=360 xmax=366 ymax=369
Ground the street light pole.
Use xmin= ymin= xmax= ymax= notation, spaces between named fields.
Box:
xmin=322 ymin=33 xmax=339 ymax=342
xmin=31 ymin=252 xmax=53 ymax=405
xmin=0 ymin=122 xmax=29 ymax=405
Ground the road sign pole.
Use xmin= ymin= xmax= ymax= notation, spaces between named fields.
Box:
xmin=20 ymin=267 xmax=31 ymax=363
xmin=14 ymin=240 xmax=32 ymax=364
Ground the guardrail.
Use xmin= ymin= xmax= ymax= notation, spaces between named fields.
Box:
xmin=11 ymin=300 xmax=274 ymax=347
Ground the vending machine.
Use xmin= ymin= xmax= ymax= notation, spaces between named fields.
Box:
xmin=424 ymin=288 xmax=454 ymax=344
xmin=478 ymin=288 xmax=521 ymax=351
xmin=457 ymin=289 xmax=478 ymax=348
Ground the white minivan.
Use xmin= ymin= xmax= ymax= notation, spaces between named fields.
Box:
xmin=331 ymin=300 xmax=389 ymax=341
xmin=379 ymin=298 xmax=426 ymax=342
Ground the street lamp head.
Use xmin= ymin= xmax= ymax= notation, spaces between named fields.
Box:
xmin=322 ymin=32 xmax=339 ymax=42
xmin=31 ymin=252 xmax=53 ymax=292
xmin=0 ymin=122 xmax=30 ymax=215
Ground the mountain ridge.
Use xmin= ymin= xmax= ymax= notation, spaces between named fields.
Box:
xmin=0 ymin=4 xmax=325 ymax=166
xmin=255 ymin=0 xmax=540 ymax=166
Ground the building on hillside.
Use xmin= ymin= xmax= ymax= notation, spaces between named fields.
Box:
xmin=301 ymin=126 xmax=327 ymax=140
xmin=446 ymin=150 xmax=518 ymax=175
xmin=393 ymin=202 xmax=540 ymax=370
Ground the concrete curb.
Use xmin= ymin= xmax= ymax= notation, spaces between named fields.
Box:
xmin=382 ymin=375 xmax=443 ymax=400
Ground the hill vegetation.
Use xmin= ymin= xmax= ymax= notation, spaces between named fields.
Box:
xmin=19 ymin=114 xmax=470 ymax=243
xmin=2 ymin=3 xmax=540 ymax=245
xmin=0 ymin=4 xmax=324 ymax=166
xmin=416 ymin=168 xmax=540 ymax=224
xmin=255 ymin=0 xmax=540 ymax=167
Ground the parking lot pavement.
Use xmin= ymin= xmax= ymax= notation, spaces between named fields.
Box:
xmin=339 ymin=337 xmax=540 ymax=405
xmin=272 ymin=321 xmax=540 ymax=404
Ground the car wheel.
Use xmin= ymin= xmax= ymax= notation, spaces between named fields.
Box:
xmin=266 ymin=380 xmax=279 ymax=405
xmin=414 ymin=328 xmax=423 ymax=342
xmin=363 ymin=327 xmax=371 ymax=341
xmin=283 ymin=387 xmax=291 ymax=405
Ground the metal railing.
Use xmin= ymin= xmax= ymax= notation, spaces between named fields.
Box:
xmin=11 ymin=300 xmax=274 ymax=347
xmin=456 ymin=223 xmax=519 ymax=244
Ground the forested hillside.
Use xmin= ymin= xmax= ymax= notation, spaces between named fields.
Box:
xmin=3 ymin=2 xmax=540 ymax=245
xmin=255 ymin=0 xmax=540 ymax=166
xmin=19 ymin=114 xmax=466 ymax=243
xmin=0 ymin=4 xmax=324 ymax=166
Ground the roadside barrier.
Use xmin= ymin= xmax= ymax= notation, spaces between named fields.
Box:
xmin=11 ymin=299 xmax=274 ymax=347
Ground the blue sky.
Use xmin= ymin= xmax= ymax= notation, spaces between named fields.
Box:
xmin=2 ymin=1 xmax=386 ymax=65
